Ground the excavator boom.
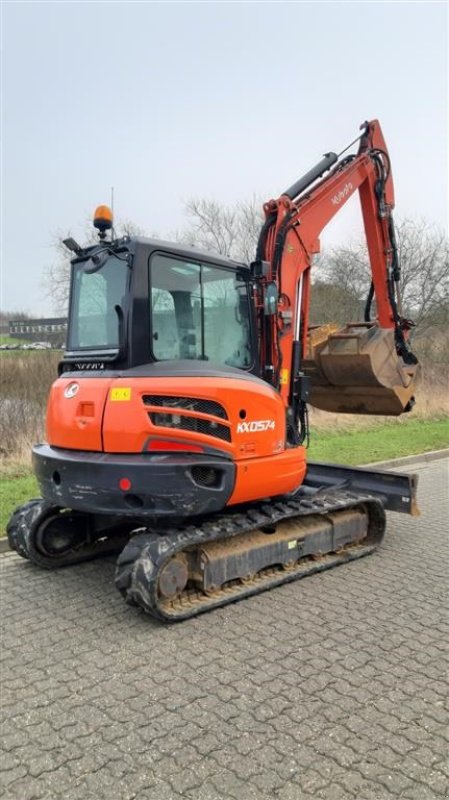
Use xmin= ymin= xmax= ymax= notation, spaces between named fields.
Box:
xmin=254 ymin=119 xmax=419 ymax=417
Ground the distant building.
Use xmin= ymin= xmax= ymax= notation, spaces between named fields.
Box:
xmin=9 ymin=317 xmax=68 ymax=345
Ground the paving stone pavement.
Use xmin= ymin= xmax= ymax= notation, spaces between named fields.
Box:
xmin=1 ymin=458 xmax=448 ymax=800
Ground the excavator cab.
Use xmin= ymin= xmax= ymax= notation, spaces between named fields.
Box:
xmin=303 ymin=321 xmax=420 ymax=415
xmin=64 ymin=236 xmax=256 ymax=375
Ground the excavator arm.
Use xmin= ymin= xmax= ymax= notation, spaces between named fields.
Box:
xmin=254 ymin=119 xmax=419 ymax=431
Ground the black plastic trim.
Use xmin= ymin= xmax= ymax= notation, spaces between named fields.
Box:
xmin=59 ymin=359 xmax=269 ymax=384
xmin=32 ymin=444 xmax=236 ymax=519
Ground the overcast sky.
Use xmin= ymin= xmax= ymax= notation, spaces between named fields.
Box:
xmin=1 ymin=1 xmax=447 ymax=315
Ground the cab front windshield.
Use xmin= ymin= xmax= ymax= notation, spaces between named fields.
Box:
xmin=68 ymin=253 xmax=129 ymax=350
xmin=150 ymin=254 xmax=252 ymax=368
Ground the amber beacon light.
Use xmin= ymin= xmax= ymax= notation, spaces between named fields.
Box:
xmin=93 ymin=204 xmax=113 ymax=238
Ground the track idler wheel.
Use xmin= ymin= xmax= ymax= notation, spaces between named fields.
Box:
xmin=35 ymin=511 xmax=90 ymax=557
xmin=7 ymin=500 xmax=88 ymax=568
xmin=7 ymin=499 xmax=130 ymax=569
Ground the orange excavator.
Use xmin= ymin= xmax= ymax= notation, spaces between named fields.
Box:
xmin=8 ymin=120 xmax=420 ymax=620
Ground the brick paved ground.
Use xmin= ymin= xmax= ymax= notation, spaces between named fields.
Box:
xmin=1 ymin=458 xmax=448 ymax=800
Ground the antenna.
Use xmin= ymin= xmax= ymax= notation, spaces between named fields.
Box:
xmin=111 ymin=186 xmax=115 ymax=239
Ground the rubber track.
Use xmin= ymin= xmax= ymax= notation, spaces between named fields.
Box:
xmin=115 ymin=490 xmax=386 ymax=621
xmin=7 ymin=499 xmax=130 ymax=568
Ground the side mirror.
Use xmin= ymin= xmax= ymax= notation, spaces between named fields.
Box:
xmin=264 ymin=282 xmax=278 ymax=316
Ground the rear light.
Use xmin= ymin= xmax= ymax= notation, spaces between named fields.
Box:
xmin=119 ymin=478 xmax=132 ymax=491
xmin=146 ymin=440 xmax=204 ymax=453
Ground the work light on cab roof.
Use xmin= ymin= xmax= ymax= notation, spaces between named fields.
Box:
xmin=93 ymin=204 xmax=113 ymax=239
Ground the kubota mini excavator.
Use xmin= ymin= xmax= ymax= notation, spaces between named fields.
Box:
xmin=8 ymin=120 xmax=420 ymax=620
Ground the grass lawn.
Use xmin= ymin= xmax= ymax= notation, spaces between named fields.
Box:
xmin=0 ymin=465 xmax=39 ymax=538
xmin=308 ymin=418 xmax=449 ymax=464
xmin=0 ymin=347 xmax=62 ymax=360
xmin=1 ymin=418 xmax=448 ymax=537
xmin=0 ymin=335 xmax=28 ymax=345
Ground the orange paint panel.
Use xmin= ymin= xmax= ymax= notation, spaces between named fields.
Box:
xmin=46 ymin=377 xmax=113 ymax=451
xmin=46 ymin=373 xmax=308 ymax=506
xmin=228 ymin=447 xmax=306 ymax=505
xmin=102 ymin=375 xmax=287 ymax=458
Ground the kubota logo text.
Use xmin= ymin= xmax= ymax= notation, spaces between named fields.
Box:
xmin=331 ymin=182 xmax=353 ymax=206
xmin=64 ymin=382 xmax=79 ymax=399
xmin=237 ymin=419 xmax=276 ymax=434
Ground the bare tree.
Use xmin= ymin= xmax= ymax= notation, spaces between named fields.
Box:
xmin=43 ymin=219 xmax=147 ymax=313
xmin=314 ymin=248 xmax=370 ymax=310
xmin=317 ymin=219 xmax=449 ymax=330
xmin=176 ymin=197 xmax=263 ymax=262
xmin=43 ymin=230 xmax=78 ymax=314
xmin=309 ymin=280 xmax=362 ymax=326
xmin=394 ymin=219 xmax=449 ymax=328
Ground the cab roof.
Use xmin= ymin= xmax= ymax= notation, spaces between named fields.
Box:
xmin=82 ymin=235 xmax=249 ymax=272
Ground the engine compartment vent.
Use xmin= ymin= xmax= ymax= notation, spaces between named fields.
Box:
xmin=191 ymin=466 xmax=222 ymax=488
xmin=149 ymin=413 xmax=231 ymax=443
xmin=143 ymin=395 xmax=227 ymax=420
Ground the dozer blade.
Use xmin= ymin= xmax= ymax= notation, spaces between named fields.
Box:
xmin=303 ymin=321 xmax=420 ymax=415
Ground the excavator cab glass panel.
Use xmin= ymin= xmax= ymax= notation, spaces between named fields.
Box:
xmin=150 ymin=253 xmax=252 ymax=368
xmin=68 ymin=254 xmax=129 ymax=350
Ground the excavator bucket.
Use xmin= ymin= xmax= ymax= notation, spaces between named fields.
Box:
xmin=303 ymin=322 xmax=420 ymax=415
